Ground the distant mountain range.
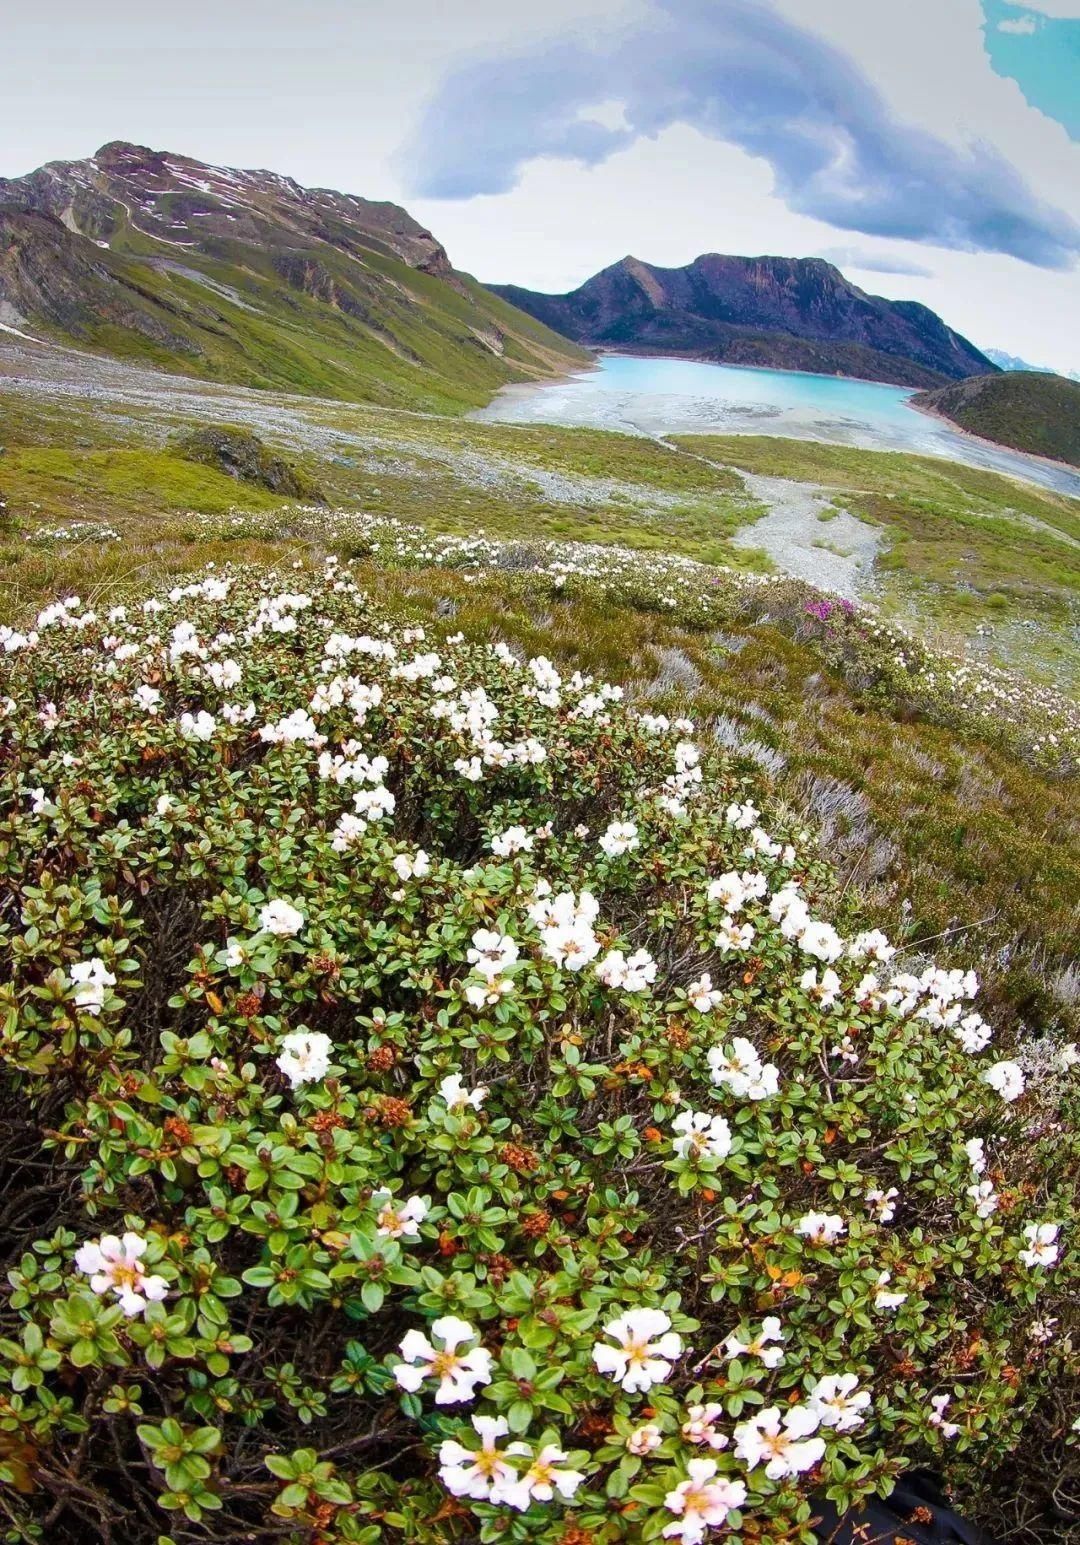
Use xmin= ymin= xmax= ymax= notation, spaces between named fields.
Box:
xmin=0 ymin=142 xmax=585 ymax=412
xmin=984 ymin=348 xmax=1080 ymax=383
xmin=489 ymin=255 xmax=997 ymax=390
xmin=913 ymin=371 xmax=1080 ymax=469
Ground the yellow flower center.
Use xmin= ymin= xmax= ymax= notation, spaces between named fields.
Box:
xmin=431 ymin=1349 xmax=461 ymax=1379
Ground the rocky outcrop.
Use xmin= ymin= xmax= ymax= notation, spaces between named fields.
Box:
xmin=176 ymin=425 xmax=326 ymax=501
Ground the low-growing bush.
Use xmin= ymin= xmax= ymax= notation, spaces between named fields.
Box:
xmin=0 ymin=563 xmax=1076 ymax=1544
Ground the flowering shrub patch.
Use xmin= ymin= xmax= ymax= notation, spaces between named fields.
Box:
xmin=192 ymin=505 xmax=1080 ymax=772
xmin=0 ymin=562 xmax=1076 ymax=1543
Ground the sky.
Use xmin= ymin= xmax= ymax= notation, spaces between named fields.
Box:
xmin=2 ymin=0 xmax=1079 ymax=373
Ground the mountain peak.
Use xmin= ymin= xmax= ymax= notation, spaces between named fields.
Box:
xmin=0 ymin=143 xmax=452 ymax=275
xmin=489 ymin=252 xmax=995 ymax=389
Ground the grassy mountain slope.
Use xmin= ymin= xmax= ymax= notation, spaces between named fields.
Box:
xmin=489 ymin=253 xmax=997 ymax=389
xmin=0 ymin=142 xmax=586 ymax=411
xmin=913 ymin=371 xmax=1080 ymax=468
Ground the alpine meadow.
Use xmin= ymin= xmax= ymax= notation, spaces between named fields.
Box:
xmin=0 ymin=6 xmax=1079 ymax=1545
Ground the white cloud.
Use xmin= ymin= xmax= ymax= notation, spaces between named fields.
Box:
xmin=998 ymin=15 xmax=1039 ymax=31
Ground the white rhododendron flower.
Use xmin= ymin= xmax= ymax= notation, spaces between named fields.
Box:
xmin=501 ymin=1442 xmax=585 ymax=1510
xmin=708 ymin=1038 xmax=779 ymax=1100
xmin=724 ymin=1316 xmax=785 ymax=1368
xmin=599 ymin=819 xmax=639 ymax=857
xmin=372 ymin=1190 xmax=429 ymax=1240
xmin=467 ymin=929 xmax=519 ymax=981
xmin=68 ymin=957 xmax=117 ymax=1015
xmin=807 ymin=1373 xmax=871 ymax=1432
xmin=528 ymin=889 xmax=601 ymax=970
xmin=394 ymin=1315 xmax=492 ymax=1404
xmin=725 ymin=800 xmax=759 ymax=829
xmin=967 ymin=1180 xmax=999 ymax=1218
xmin=983 ymin=1060 xmax=1025 ymax=1101
xmin=671 ymin=1110 xmax=732 ymax=1163
xmin=733 ymin=1406 xmax=824 ymax=1479
xmin=626 ymin=1423 xmax=663 ymax=1455
xmin=74 ymin=1232 xmax=168 ymax=1317
xmin=596 ymin=947 xmax=657 ymax=993
xmin=592 ymin=1308 xmax=683 ymax=1393
xmin=798 ymin=920 xmax=845 ymax=964
xmin=438 ymin=1414 xmax=516 ymax=1502
xmin=259 ymin=898 xmax=305 ymax=937
xmin=848 ymin=928 xmax=896 ymax=963
xmin=874 ymin=1271 xmax=909 ymax=1311
xmin=179 ymin=709 xmax=216 ymax=741
xmin=714 ymin=915 xmax=755 ymax=954
xmin=800 ymin=967 xmax=841 ymax=1008
xmin=392 ymin=849 xmax=431 ymax=881
xmin=706 ymin=872 xmax=745 ymax=911
xmin=276 ymin=1030 xmax=333 ymax=1089
xmin=439 ymin=1073 xmax=488 ymax=1112
xmin=929 ymin=1394 xmax=959 ymax=1439
xmin=686 ymin=973 xmax=723 ymax=1012
xmin=1019 ymin=1223 xmax=1060 ymax=1269
xmin=490 ymin=825 xmax=534 ymax=858
xmin=796 ymin=1211 xmax=847 ymax=1245
xmin=865 ymin=1186 xmax=899 ymax=1222
xmin=662 ymin=1458 xmax=747 ymax=1543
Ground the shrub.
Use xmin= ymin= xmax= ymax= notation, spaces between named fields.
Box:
xmin=0 ymin=563 xmax=1077 ymax=1543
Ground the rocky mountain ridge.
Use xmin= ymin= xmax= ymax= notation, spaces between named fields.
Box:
xmin=490 ymin=254 xmax=998 ymax=389
xmin=0 ymin=143 xmax=584 ymax=411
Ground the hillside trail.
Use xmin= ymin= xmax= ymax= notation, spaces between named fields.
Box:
xmin=645 ymin=426 xmax=882 ymax=600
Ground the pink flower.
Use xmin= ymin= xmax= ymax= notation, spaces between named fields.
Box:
xmin=663 ymin=1458 xmax=747 ymax=1543
xmin=681 ymin=1403 xmax=727 ymax=1450
xmin=733 ymin=1406 xmax=824 ymax=1480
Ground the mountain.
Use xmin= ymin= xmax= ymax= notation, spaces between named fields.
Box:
xmin=983 ymin=348 xmax=1080 ymax=383
xmin=0 ymin=142 xmax=585 ymax=411
xmin=913 ymin=371 xmax=1080 ymax=468
xmin=489 ymin=254 xmax=997 ymax=389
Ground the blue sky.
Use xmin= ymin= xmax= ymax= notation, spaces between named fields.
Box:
xmin=3 ymin=0 xmax=1080 ymax=372
xmin=983 ymin=0 xmax=1080 ymax=139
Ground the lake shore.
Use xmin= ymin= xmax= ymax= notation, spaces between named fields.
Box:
xmin=474 ymin=352 xmax=1080 ymax=499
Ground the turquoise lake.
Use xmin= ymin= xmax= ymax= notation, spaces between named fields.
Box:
xmin=473 ymin=352 xmax=1080 ymax=499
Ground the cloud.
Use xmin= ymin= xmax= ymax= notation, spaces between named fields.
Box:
xmin=401 ymin=0 xmax=1080 ymax=269
xmin=1003 ymin=0 xmax=1080 ymax=14
xmin=815 ymin=246 xmax=935 ymax=277
xmin=998 ymin=14 xmax=1039 ymax=30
